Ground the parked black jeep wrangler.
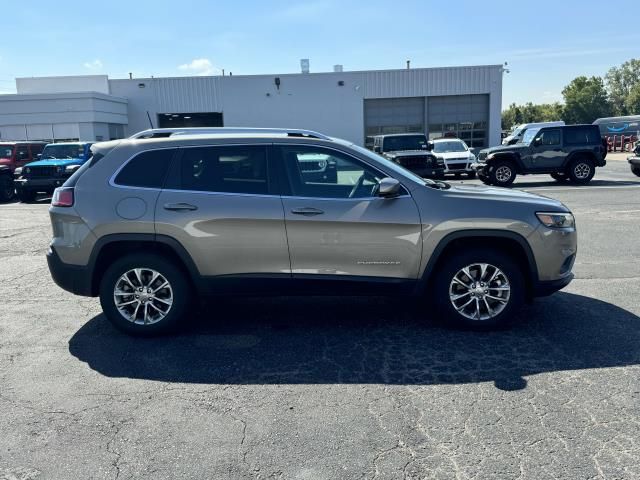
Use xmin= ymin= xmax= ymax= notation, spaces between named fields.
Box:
xmin=372 ymin=134 xmax=444 ymax=178
xmin=473 ymin=124 xmax=607 ymax=187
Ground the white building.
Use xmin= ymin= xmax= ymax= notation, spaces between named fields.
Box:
xmin=0 ymin=65 xmax=504 ymax=147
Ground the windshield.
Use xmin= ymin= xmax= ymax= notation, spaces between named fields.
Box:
xmin=433 ymin=140 xmax=468 ymax=153
xmin=521 ymin=128 xmax=541 ymax=145
xmin=383 ymin=135 xmax=427 ymax=152
xmin=41 ymin=144 xmax=85 ymax=159
xmin=349 ymin=144 xmax=432 ymax=185
xmin=0 ymin=145 xmax=14 ymax=158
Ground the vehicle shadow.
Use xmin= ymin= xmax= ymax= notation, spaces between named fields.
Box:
xmin=68 ymin=292 xmax=640 ymax=391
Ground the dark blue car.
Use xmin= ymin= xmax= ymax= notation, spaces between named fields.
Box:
xmin=15 ymin=142 xmax=93 ymax=202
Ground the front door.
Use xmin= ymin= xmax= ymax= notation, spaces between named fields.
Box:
xmin=276 ymin=144 xmax=422 ymax=280
xmin=531 ymin=128 xmax=564 ymax=172
xmin=155 ymin=144 xmax=290 ymax=277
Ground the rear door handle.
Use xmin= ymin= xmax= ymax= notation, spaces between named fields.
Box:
xmin=291 ymin=207 xmax=324 ymax=216
xmin=163 ymin=203 xmax=198 ymax=212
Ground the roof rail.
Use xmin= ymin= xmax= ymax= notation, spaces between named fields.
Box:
xmin=129 ymin=127 xmax=332 ymax=140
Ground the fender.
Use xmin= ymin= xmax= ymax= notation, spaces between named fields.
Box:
xmin=415 ymin=229 xmax=539 ymax=294
xmin=486 ymin=152 xmax=525 ymax=174
xmin=87 ymin=233 xmax=201 ymax=293
xmin=562 ymin=149 xmax=598 ymax=168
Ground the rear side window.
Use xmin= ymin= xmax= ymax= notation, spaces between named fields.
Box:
xmin=564 ymin=127 xmax=599 ymax=145
xmin=171 ymin=146 xmax=268 ymax=195
xmin=539 ymin=129 xmax=561 ymax=146
xmin=114 ymin=149 xmax=176 ymax=188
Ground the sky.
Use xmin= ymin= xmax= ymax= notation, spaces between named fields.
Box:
xmin=0 ymin=0 xmax=638 ymax=107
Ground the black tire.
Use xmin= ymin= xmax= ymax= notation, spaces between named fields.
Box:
xmin=432 ymin=248 xmax=525 ymax=330
xmin=99 ymin=253 xmax=191 ymax=336
xmin=550 ymin=172 xmax=569 ymax=182
xmin=631 ymin=166 xmax=640 ymax=178
xmin=17 ymin=188 xmax=36 ymax=203
xmin=466 ymin=171 xmax=477 ymax=179
xmin=0 ymin=175 xmax=14 ymax=203
xmin=478 ymin=171 xmax=492 ymax=185
xmin=567 ymin=157 xmax=595 ymax=184
xmin=488 ymin=160 xmax=516 ymax=187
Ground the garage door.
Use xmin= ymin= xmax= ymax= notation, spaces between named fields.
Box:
xmin=364 ymin=97 xmax=425 ymax=146
xmin=427 ymin=95 xmax=489 ymax=148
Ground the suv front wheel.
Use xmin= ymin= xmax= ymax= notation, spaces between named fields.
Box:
xmin=567 ymin=157 xmax=595 ymax=184
xmin=488 ymin=160 xmax=516 ymax=187
xmin=99 ymin=253 xmax=191 ymax=335
xmin=433 ymin=248 xmax=525 ymax=329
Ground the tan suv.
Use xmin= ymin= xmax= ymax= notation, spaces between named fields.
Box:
xmin=46 ymin=128 xmax=577 ymax=335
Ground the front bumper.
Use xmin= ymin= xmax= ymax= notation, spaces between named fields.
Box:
xmin=533 ymin=273 xmax=574 ymax=297
xmin=46 ymin=247 xmax=93 ymax=297
xmin=15 ymin=176 xmax=68 ymax=192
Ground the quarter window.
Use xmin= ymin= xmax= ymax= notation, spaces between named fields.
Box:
xmin=175 ymin=146 xmax=268 ymax=195
xmin=280 ymin=146 xmax=383 ymax=199
xmin=564 ymin=127 xmax=598 ymax=145
xmin=114 ymin=149 xmax=176 ymax=188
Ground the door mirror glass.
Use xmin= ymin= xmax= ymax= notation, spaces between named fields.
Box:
xmin=533 ymin=138 xmax=542 ymax=146
xmin=378 ymin=177 xmax=401 ymax=197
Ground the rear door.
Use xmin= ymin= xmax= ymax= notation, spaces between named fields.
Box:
xmin=155 ymin=144 xmax=290 ymax=277
xmin=275 ymin=144 xmax=422 ymax=280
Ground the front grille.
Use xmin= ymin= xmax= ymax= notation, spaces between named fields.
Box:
xmin=28 ymin=166 xmax=58 ymax=178
xmin=447 ymin=163 xmax=468 ymax=170
xmin=399 ymin=156 xmax=428 ymax=169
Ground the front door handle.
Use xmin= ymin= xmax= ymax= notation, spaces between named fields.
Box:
xmin=164 ymin=203 xmax=198 ymax=212
xmin=291 ymin=207 xmax=324 ymax=216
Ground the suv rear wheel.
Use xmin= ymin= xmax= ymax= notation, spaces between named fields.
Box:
xmin=16 ymin=188 xmax=36 ymax=203
xmin=0 ymin=175 xmax=14 ymax=203
xmin=99 ymin=253 xmax=191 ymax=335
xmin=433 ymin=248 xmax=525 ymax=329
xmin=567 ymin=157 xmax=595 ymax=184
xmin=488 ymin=160 xmax=517 ymax=187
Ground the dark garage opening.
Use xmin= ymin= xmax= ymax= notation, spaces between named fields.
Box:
xmin=158 ymin=112 xmax=223 ymax=128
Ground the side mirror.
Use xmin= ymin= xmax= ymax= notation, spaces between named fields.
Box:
xmin=373 ymin=145 xmax=381 ymax=153
xmin=37 ymin=154 xmax=42 ymax=159
xmin=533 ymin=138 xmax=542 ymax=146
xmin=426 ymin=141 xmax=434 ymax=151
xmin=378 ymin=177 xmax=401 ymax=198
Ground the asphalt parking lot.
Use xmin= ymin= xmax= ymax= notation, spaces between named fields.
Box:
xmin=0 ymin=156 xmax=639 ymax=480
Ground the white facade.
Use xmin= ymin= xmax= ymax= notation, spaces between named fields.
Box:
xmin=0 ymin=65 xmax=504 ymax=147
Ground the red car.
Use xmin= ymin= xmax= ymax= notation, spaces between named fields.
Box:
xmin=0 ymin=141 xmax=47 ymax=202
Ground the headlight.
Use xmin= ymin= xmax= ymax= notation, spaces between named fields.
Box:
xmin=536 ymin=212 xmax=575 ymax=229
xmin=14 ymin=167 xmax=22 ymax=176
xmin=56 ymin=165 xmax=64 ymax=174
xmin=468 ymin=153 xmax=476 ymax=161
xmin=436 ymin=156 xmax=445 ymax=165
xmin=65 ymin=165 xmax=80 ymax=174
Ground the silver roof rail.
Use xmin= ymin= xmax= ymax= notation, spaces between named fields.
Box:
xmin=129 ymin=127 xmax=331 ymax=140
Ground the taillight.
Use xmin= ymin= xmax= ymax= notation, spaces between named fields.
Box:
xmin=51 ymin=187 xmax=74 ymax=207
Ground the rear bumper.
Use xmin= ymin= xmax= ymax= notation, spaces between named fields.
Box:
xmin=533 ymin=273 xmax=574 ymax=297
xmin=46 ymin=247 xmax=94 ymax=297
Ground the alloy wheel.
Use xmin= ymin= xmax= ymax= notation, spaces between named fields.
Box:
xmin=449 ymin=263 xmax=511 ymax=321
xmin=495 ymin=166 xmax=512 ymax=183
xmin=113 ymin=268 xmax=173 ymax=325
xmin=574 ymin=163 xmax=591 ymax=180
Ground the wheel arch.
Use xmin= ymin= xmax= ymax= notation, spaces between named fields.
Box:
xmin=563 ymin=150 xmax=597 ymax=168
xmin=417 ymin=230 xmax=538 ymax=297
xmin=487 ymin=153 xmax=524 ymax=174
xmin=88 ymin=234 xmax=200 ymax=296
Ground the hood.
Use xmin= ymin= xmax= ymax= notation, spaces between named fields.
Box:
xmin=385 ymin=150 xmax=433 ymax=158
xmin=442 ymin=183 xmax=567 ymax=210
xmin=481 ymin=144 xmax=528 ymax=156
xmin=25 ymin=158 xmax=84 ymax=168
xmin=435 ymin=151 xmax=473 ymax=159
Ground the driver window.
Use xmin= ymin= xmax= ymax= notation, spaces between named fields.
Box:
xmin=281 ymin=146 xmax=382 ymax=199
xmin=540 ymin=130 xmax=561 ymax=146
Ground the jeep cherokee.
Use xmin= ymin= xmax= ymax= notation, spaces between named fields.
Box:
xmin=474 ymin=124 xmax=606 ymax=187
xmin=46 ymin=128 xmax=577 ymax=335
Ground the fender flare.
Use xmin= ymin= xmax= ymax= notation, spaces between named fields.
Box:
xmin=416 ymin=229 xmax=539 ymax=293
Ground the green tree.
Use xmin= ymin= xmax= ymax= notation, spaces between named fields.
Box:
xmin=625 ymin=83 xmax=640 ymax=115
xmin=502 ymin=102 xmax=564 ymax=130
xmin=605 ymin=59 xmax=640 ymax=115
xmin=562 ymin=76 xmax=612 ymax=124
